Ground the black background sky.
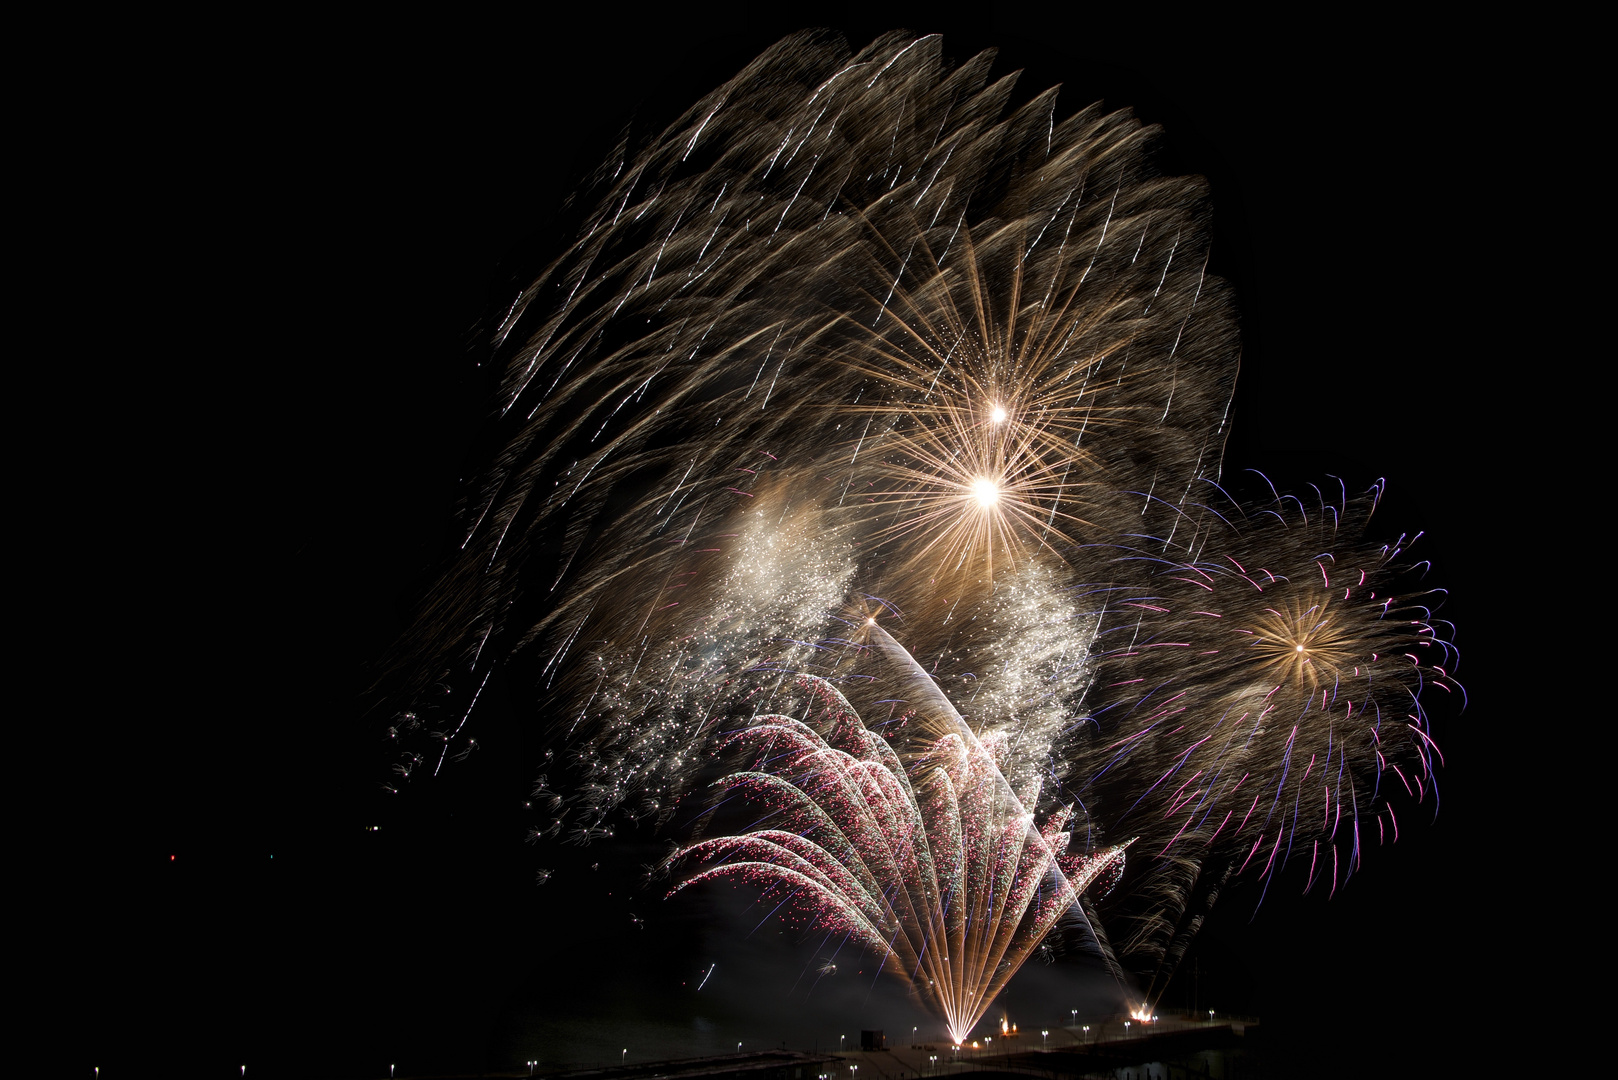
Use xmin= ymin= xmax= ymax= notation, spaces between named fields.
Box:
xmin=75 ymin=8 xmax=1533 ymax=1078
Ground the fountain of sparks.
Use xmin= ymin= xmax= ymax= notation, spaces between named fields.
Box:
xmin=669 ymin=631 xmax=1130 ymax=1045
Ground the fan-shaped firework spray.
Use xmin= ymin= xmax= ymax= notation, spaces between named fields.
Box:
xmin=670 ymin=639 xmax=1128 ymax=1045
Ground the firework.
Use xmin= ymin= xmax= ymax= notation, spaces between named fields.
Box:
xmin=376 ymin=30 xmax=1458 ymax=1020
xmin=671 ymin=655 xmax=1127 ymax=1045
xmin=1057 ymin=480 xmax=1458 ymax=999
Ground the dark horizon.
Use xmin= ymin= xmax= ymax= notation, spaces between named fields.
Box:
xmin=79 ymin=11 xmax=1518 ymax=1078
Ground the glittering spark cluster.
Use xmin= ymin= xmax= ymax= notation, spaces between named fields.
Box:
xmin=1054 ymin=481 xmax=1460 ymax=999
xmin=670 ymin=653 xmax=1128 ymax=1045
xmin=377 ymin=30 xmax=1459 ymax=1020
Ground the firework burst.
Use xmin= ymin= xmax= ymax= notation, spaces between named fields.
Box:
xmin=1058 ymin=480 xmax=1458 ymax=999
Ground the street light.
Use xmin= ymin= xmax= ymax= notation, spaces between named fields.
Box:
xmin=1041 ymin=1030 xmax=1048 ymax=1049
xmin=840 ymin=1035 xmax=846 ymax=1050
xmin=623 ymin=1049 xmax=628 ymax=1064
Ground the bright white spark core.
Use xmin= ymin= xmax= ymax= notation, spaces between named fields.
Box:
xmin=971 ymin=478 xmax=1001 ymax=508
xmin=990 ymin=405 xmax=1008 ymax=424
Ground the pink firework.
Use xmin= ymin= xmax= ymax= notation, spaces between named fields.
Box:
xmin=670 ymin=656 xmax=1128 ymax=1045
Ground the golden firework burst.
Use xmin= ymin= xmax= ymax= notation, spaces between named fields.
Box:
xmin=1242 ymin=591 xmax=1359 ymax=689
xmin=829 ymin=227 xmax=1164 ymax=577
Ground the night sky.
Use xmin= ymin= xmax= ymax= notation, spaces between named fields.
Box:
xmin=78 ymin=10 xmax=1528 ymax=1078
